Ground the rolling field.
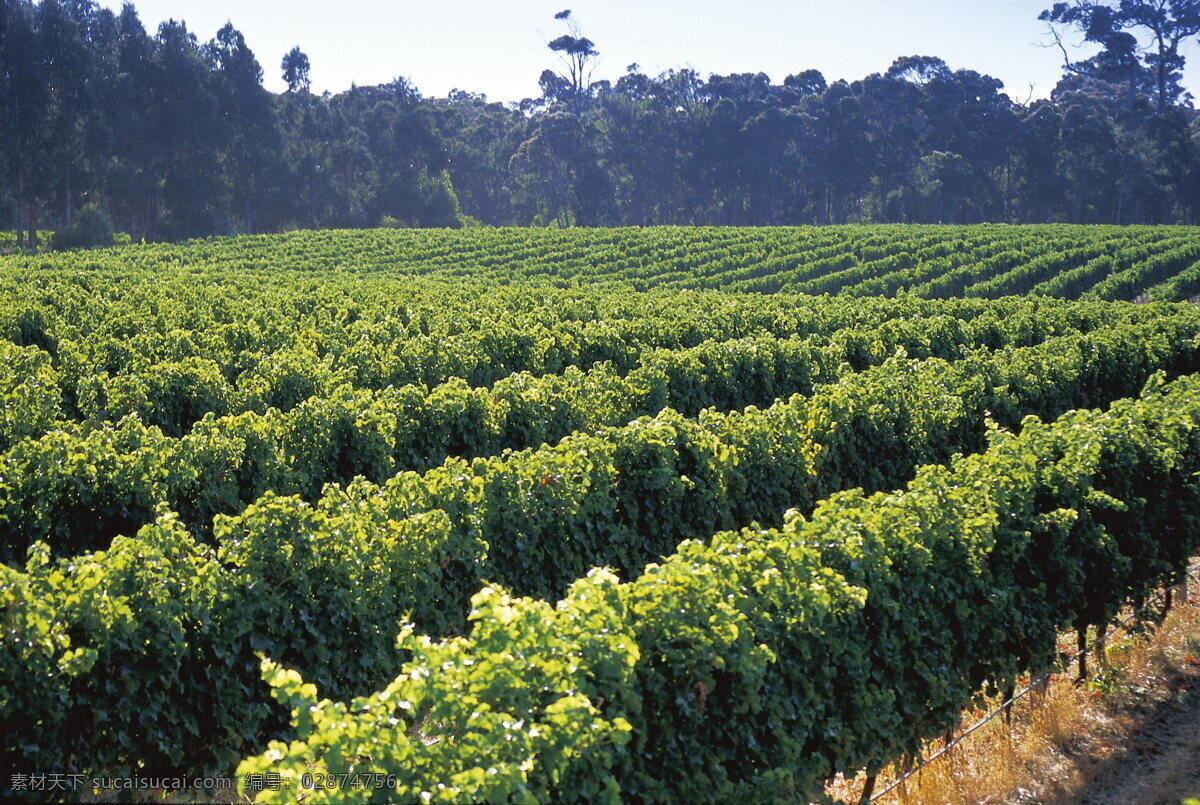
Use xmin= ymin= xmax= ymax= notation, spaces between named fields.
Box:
xmin=4 ymin=224 xmax=1200 ymax=300
xmin=3 ymin=225 xmax=1200 ymax=803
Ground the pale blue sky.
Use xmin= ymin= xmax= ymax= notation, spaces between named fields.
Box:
xmin=93 ymin=0 xmax=1200 ymax=103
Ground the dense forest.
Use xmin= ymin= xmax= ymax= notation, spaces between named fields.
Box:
xmin=2 ymin=0 xmax=1200 ymax=244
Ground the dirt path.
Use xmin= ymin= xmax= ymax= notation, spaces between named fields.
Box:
xmin=1077 ymin=661 xmax=1200 ymax=805
xmin=996 ymin=584 xmax=1200 ymax=805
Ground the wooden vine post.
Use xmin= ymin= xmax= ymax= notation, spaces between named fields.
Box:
xmin=1076 ymin=626 xmax=1089 ymax=683
xmin=858 ymin=773 xmax=877 ymax=805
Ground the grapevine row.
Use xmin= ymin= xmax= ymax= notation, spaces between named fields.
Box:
xmin=2 ymin=304 xmax=1190 ymax=559
xmin=235 ymin=370 xmax=1200 ymax=803
xmin=3 ymin=226 xmax=1199 ymax=301
xmin=3 ymin=319 xmax=1197 ymax=779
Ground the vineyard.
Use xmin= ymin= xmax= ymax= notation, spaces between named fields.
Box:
xmin=2 ymin=225 xmax=1200 ymax=803
xmin=5 ymin=224 xmax=1200 ymax=300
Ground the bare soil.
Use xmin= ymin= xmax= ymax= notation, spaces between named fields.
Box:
xmin=1006 ymin=595 xmax=1200 ymax=805
xmin=1063 ymin=660 xmax=1200 ymax=805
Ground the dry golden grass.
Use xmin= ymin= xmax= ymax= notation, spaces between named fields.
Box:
xmin=829 ymin=576 xmax=1200 ymax=805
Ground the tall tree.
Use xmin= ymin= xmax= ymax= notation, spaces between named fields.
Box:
xmin=546 ymin=9 xmax=598 ymax=115
xmin=511 ymin=111 xmax=611 ymax=225
xmin=1041 ymin=0 xmax=1200 ymax=113
xmin=105 ymin=2 xmax=156 ymax=238
xmin=281 ymin=46 xmax=309 ymax=93
xmin=36 ymin=0 xmax=94 ymax=228
xmin=208 ymin=22 xmax=281 ymax=233
xmin=2 ymin=0 xmax=51 ymax=246
xmin=148 ymin=19 xmax=222 ymax=238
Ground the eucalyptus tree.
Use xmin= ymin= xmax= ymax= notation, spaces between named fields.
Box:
xmin=1041 ymin=0 xmax=1200 ymax=113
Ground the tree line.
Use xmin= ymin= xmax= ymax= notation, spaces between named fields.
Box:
xmin=2 ymin=0 xmax=1199 ymax=246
